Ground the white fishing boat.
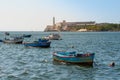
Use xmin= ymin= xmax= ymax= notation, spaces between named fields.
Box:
xmin=47 ymin=33 xmax=61 ymax=40
xmin=3 ymin=36 xmax=23 ymax=44
xmin=3 ymin=32 xmax=23 ymax=44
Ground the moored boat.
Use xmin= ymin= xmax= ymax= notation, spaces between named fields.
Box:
xmin=53 ymin=51 xmax=95 ymax=66
xmin=23 ymin=38 xmax=51 ymax=48
xmin=45 ymin=33 xmax=62 ymax=40
xmin=3 ymin=36 xmax=23 ymax=44
xmin=0 ymin=39 xmax=3 ymax=42
xmin=23 ymin=34 xmax=32 ymax=38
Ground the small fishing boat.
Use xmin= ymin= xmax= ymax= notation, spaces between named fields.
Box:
xmin=3 ymin=36 xmax=23 ymax=44
xmin=53 ymin=51 xmax=95 ymax=66
xmin=45 ymin=33 xmax=61 ymax=40
xmin=5 ymin=32 xmax=10 ymax=35
xmin=23 ymin=38 xmax=51 ymax=48
xmin=0 ymin=39 xmax=3 ymax=42
xmin=23 ymin=34 xmax=32 ymax=38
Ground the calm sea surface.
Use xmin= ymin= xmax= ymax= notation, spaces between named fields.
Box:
xmin=0 ymin=32 xmax=120 ymax=80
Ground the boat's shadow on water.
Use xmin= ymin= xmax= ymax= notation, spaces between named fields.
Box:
xmin=52 ymin=60 xmax=94 ymax=68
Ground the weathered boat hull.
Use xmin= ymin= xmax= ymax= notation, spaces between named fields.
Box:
xmin=53 ymin=52 xmax=95 ymax=66
xmin=24 ymin=42 xmax=51 ymax=48
xmin=3 ymin=40 xmax=23 ymax=44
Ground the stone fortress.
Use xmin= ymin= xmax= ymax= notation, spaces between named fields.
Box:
xmin=44 ymin=17 xmax=96 ymax=32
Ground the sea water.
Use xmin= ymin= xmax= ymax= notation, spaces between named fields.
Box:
xmin=0 ymin=31 xmax=120 ymax=80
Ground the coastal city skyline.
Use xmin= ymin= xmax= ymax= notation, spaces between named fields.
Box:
xmin=0 ymin=0 xmax=120 ymax=31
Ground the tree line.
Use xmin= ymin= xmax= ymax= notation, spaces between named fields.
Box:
xmin=68 ymin=23 xmax=120 ymax=31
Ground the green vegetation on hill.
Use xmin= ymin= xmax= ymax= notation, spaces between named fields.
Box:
xmin=68 ymin=23 xmax=120 ymax=31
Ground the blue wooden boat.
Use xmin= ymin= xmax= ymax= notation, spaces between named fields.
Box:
xmin=53 ymin=51 xmax=95 ymax=66
xmin=24 ymin=39 xmax=51 ymax=48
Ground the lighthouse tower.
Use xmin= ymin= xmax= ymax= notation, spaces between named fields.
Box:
xmin=53 ymin=17 xmax=55 ymax=26
xmin=53 ymin=17 xmax=56 ymax=30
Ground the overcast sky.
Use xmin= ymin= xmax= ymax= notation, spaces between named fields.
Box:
xmin=0 ymin=0 xmax=120 ymax=31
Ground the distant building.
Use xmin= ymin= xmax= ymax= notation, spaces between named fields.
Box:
xmin=78 ymin=29 xmax=87 ymax=32
xmin=44 ymin=25 xmax=58 ymax=32
xmin=64 ymin=21 xmax=95 ymax=26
